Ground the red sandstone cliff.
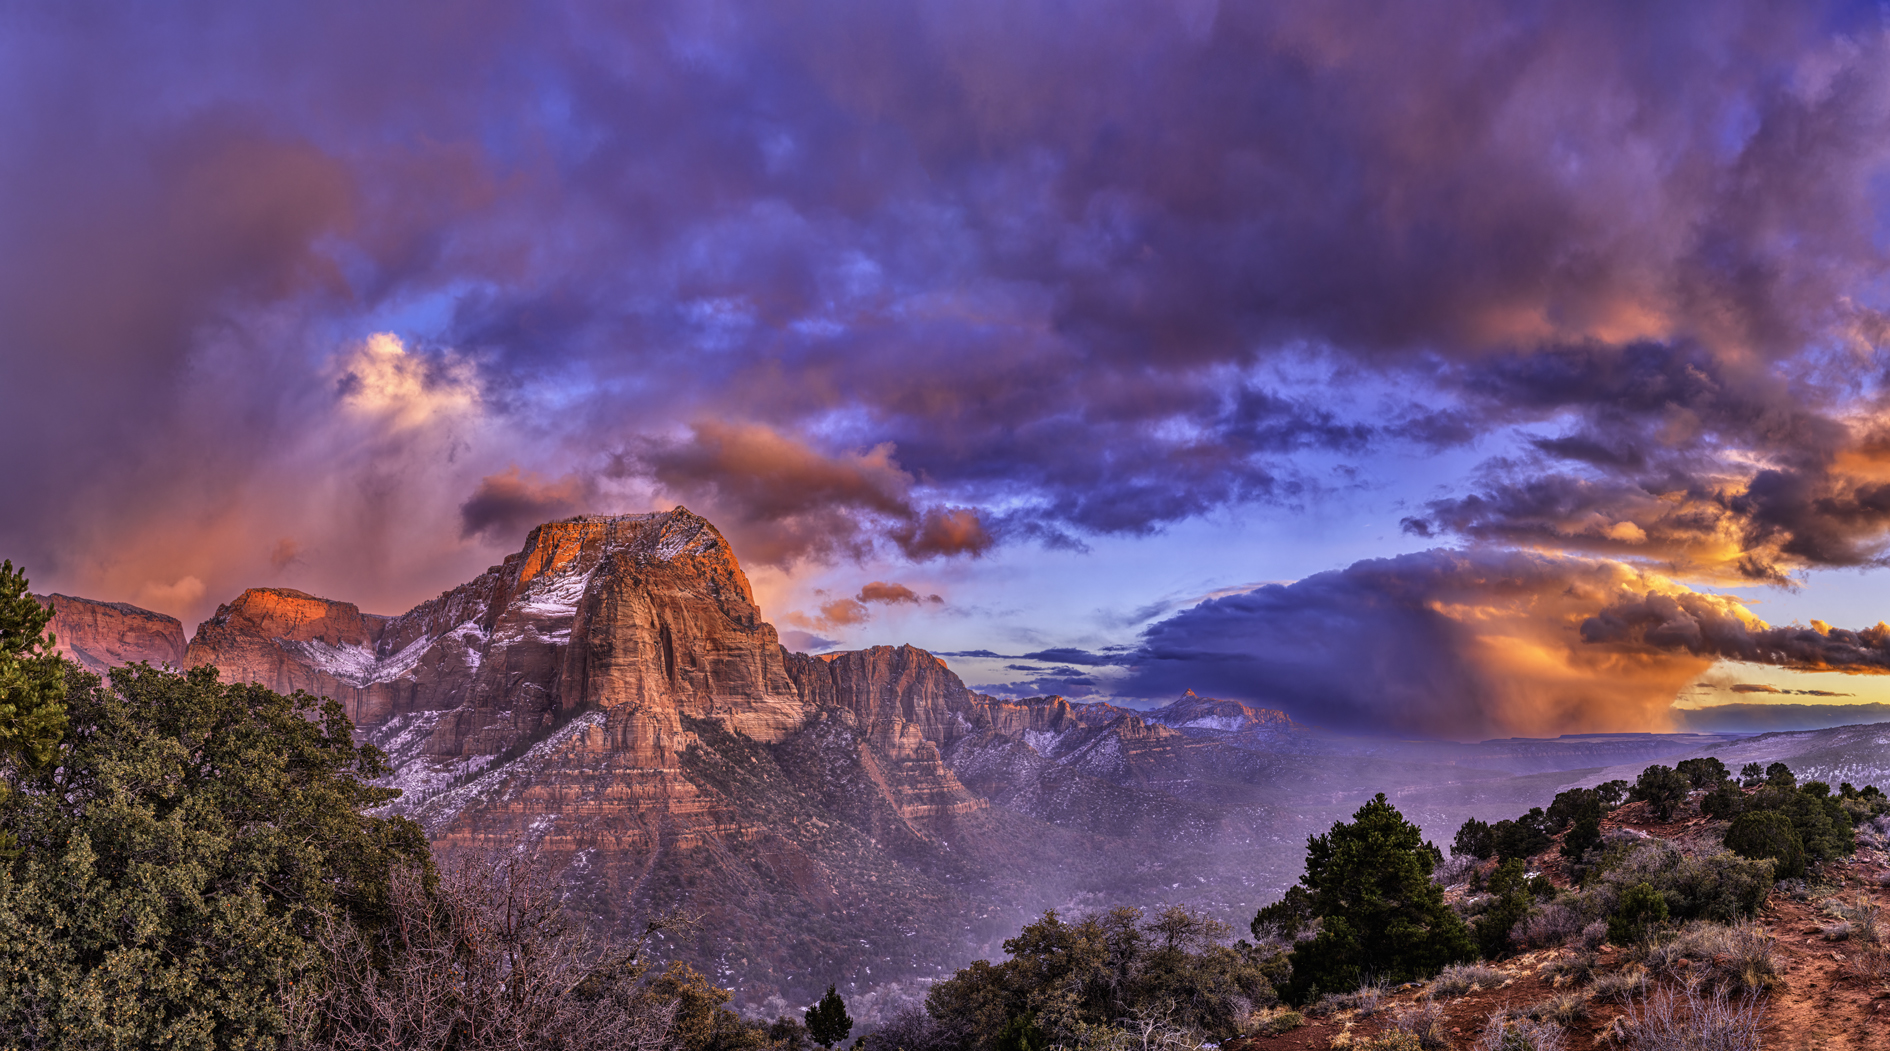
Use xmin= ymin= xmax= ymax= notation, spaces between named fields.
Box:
xmin=34 ymin=593 xmax=186 ymax=673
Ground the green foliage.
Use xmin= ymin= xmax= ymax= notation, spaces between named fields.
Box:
xmin=1724 ymin=810 xmax=1806 ymax=879
xmin=1561 ymin=812 xmax=1602 ymax=862
xmin=1608 ymin=882 xmax=1669 ymax=944
xmin=1491 ymin=809 xmax=1552 ymax=860
xmin=1701 ymin=783 xmax=1746 ymax=820
xmin=1594 ymin=780 xmax=1631 ymax=809
xmin=1452 ymin=817 xmax=1495 ymax=860
xmin=805 ymin=984 xmax=853 ymax=1049
xmin=1720 ymin=779 xmax=1853 ymax=874
xmin=1252 ymin=884 xmax=1315 ymax=941
xmin=1738 ymin=762 xmax=1765 ymax=787
xmin=0 ymin=562 xmax=68 ymax=855
xmin=0 ymin=663 xmax=431 ymax=1048
xmin=1629 ymin=765 xmax=1689 ymax=821
xmin=1473 ymin=860 xmax=1534 ymax=960
xmin=924 ymin=905 xmax=1282 ymax=1050
xmin=1675 ymin=757 xmax=1729 ymax=790
xmin=1765 ymin=762 xmax=1795 ymax=789
xmin=1286 ymin=794 xmax=1474 ymax=1001
xmin=1545 ymin=788 xmax=1599 ymax=833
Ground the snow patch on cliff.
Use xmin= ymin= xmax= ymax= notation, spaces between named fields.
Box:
xmin=401 ymin=710 xmax=608 ymax=834
xmin=518 ymin=567 xmax=593 ymax=617
xmin=290 ymin=630 xmax=434 ymax=687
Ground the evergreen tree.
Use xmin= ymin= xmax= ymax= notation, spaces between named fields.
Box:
xmin=1450 ymin=817 xmax=1494 ymax=859
xmin=0 ymin=562 xmax=67 ymax=856
xmin=0 ymin=662 xmax=430 ymax=1046
xmin=1738 ymin=762 xmax=1765 ymax=787
xmin=807 ymin=984 xmax=853 ymax=1049
xmin=1629 ymin=765 xmax=1689 ymax=820
xmin=1675 ymin=757 xmax=1729 ymax=789
xmin=1724 ymin=809 xmax=1806 ymax=878
xmin=1251 ymin=885 xmax=1315 ymax=941
xmin=1286 ymin=794 xmax=1475 ymax=1002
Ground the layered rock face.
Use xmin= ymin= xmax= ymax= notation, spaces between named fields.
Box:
xmin=34 ymin=593 xmax=187 ymax=673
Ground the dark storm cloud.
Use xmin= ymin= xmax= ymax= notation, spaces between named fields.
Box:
xmin=6 ymin=0 xmax=1890 ymax=623
xmin=459 ymin=468 xmax=592 ymax=540
xmin=1115 ymin=547 xmax=1764 ymax=738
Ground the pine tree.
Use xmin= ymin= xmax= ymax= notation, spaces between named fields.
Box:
xmin=806 ymin=984 xmax=854 ymax=1049
xmin=1286 ymin=793 xmax=1476 ymax=1001
xmin=0 ymin=561 xmax=67 ymax=858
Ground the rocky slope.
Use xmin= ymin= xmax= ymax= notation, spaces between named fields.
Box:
xmin=34 ymin=592 xmax=186 ymax=673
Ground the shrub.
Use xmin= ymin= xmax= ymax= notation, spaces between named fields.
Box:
xmin=1699 ymin=784 xmax=1745 ymax=821
xmin=1609 ymin=882 xmax=1670 ymax=945
xmin=1510 ymin=902 xmax=1585 ymax=951
xmin=1765 ymin=763 xmax=1795 ymax=789
xmin=1390 ymin=999 xmax=1449 ymax=1050
xmin=1611 ymin=987 xmax=1763 ymax=1051
xmin=1589 ymin=969 xmax=1648 ymax=1004
xmin=1637 ymin=922 xmax=1780 ymax=996
xmin=1723 ymin=810 xmax=1805 ymax=878
xmin=1520 ymin=992 xmax=1588 ymax=1027
xmin=1356 ymin=1032 xmax=1423 ymax=1051
xmin=1675 ymin=758 xmax=1729 ymax=790
xmin=1474 ymin=1010 xmax=1564 ymax=1051
xmin=1593 ymin=840 xmax=1774 ymax=924
xmin=1630 ymin=766 xmax=1690 ymax=821
xmin=1430 ymin=963 xmax=1507 ymax=997
xmin=1474 ymin=859 xmax=1536 ymax=959
xmin=1248 ymin=1009 xmax=1305 ymax=1037
xmin=1825 ymin=892 xmax=1884 ymax=945
xmin=1537 ymin=953 xmax=1596 ymax=986
xmin=1433 ymin=853 xmax=1482 ymax=887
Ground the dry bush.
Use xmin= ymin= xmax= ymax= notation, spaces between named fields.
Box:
xmin=1355 ymin=1031 xmax=1424 ymax=1051
xmin=1610 ymin=987 xmax=1763 ymax=1051
xmin=1589 ymin=968 xmax=1648 ymax=1004
xmin=286 ymin=857 xmax=678 ymax=1051
xmin=1519 ymin=992 xmax=1588 ymax=1027
xmin=1431 ymin=963 xmax=1508 ymax=997
xmin=1577 ymin=921 xmax=1609 ymax=951
xmin=1435 ymin=854 xmax=1483 ymax=887
xmin=1310 ymin=982 xmax=1389 ymax=1018
xmin=1247 ymin=1008 xmax=1305 ymax=1037
xmin=1537 ymin=953 xmax=1596 ymax=987
xmin=1473 ymin=1009 xmax=1564 ymax=1051
xmin=1820 ymin=920 xmax=1853 ymax=941
xmin=1389 ymin=998 xmax=1449 ymax=1050
xmin=1510 ymin=903 xmax=1585 ymax=951
xmin=1637 ymin=922 xmax=1780 ymax=996
xmin=1823 ymin=892 xmax=1883 ymax=945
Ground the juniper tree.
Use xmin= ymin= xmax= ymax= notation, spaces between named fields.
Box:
xmin=1286 ymin=793 xmax=1475 ymax=1001
xmin=0 ymin=662 xmax=430 ymax=1047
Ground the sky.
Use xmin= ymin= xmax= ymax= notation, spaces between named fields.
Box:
xmin=7 ymin=0 xmax=1890 ymax=740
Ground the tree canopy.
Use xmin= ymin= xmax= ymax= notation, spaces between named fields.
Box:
xmin=0 ymin=662 xmax=431 ymax=1047
xmin=1286 ymin=793 xmax=1475 ymax=1001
